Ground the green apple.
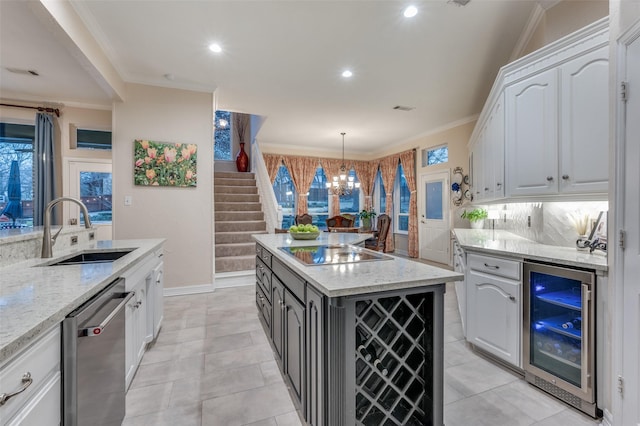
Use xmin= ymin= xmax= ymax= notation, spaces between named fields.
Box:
xmin=290 ymin=225 xmax=299 ymax=232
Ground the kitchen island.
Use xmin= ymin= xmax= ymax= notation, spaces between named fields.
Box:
xmin=253 ymin=233 xmax=462 ymax=426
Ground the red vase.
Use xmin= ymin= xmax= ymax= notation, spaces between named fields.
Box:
xmin=236 ymin=142 xmax=249 ymax=172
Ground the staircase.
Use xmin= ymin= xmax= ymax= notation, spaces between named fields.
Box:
xmin=214 ymin=171 xmax=266 ymax=273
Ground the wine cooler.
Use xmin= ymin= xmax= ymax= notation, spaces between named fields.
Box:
xmin=523 ymin=261 xmax=599 ymax=417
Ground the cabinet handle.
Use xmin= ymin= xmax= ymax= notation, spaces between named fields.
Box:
xmin=0 ymin=372 xmax=33 ymax=406
xmin=496 ymin=182 xmax=502 ymax=187
xmin=546 ymin=176 xmax=554 ymax=181
xmin=562 ymin=175 xmax=569 ymax=180
xmin=509 ymin=295 xmax=516 ymax=302
xmin=484 ymin=187 xmax=489 ymax=191
xmin=483 ymin=263 xmax=500 ymax=269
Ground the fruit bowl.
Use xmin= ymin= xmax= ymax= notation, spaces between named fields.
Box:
xmin=289 ymin=231 xmax=320 ymax=240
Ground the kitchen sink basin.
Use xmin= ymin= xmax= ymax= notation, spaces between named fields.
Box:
xmin=39 ymin=249 xmax=134 ymax=266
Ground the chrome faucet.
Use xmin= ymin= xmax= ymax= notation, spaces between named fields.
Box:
xmin=41 ymin=197 xmax=93 ymax=258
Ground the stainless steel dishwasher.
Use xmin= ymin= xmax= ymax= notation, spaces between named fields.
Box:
xmin=62 ymin=277 xmax=133 ymax=426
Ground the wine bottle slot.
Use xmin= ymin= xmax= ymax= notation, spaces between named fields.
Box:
xmin=374 ymin=359 xmax=388 ymax=376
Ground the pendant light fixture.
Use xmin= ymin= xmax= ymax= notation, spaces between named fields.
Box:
xmin=326 ymin=132 xmax=360 ymax=196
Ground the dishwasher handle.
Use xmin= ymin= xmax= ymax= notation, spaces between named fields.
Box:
xmin=80 ymin=292 xmax=135 ymax=337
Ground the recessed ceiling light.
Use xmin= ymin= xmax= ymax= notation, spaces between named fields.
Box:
xmin=342 ymin=70 xmax=353 ymax=78
xmin=209 ymin=43 xmax=222 ymax=53
xmin=403 ymin=5 xmax=418 ymax=18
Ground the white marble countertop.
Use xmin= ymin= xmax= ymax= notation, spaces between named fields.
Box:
xmin=453 ymin=229 xmax=608 ymax=272
xmin=253 ymin=233 xmax=463 ymax=298
xmin=0 ymin=238 xmax=165 ymax=364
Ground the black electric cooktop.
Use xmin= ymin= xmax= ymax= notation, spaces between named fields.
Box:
xmin=278 ymin=244 xmax=392 ymax=266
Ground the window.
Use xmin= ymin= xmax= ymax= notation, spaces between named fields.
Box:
xmin=339 ymin=169 xmax=360 ymax=226
xmin=308 ymin=168 xmax=329 ymax=229
xmin=423 ymin=145 xmax=448 ymax=166
xmin=375 ymin=170 xmax=386 ymax=215
xmin=396 ymin=164 xmax=410 ymax=233
xmin=76 ymin=129 xmax=112 ymax=150
xmin=273 ymin=165 xmax=296 ymax=229
xmin=79 ymin=171 xmax=112 ymax=224
xmin=214 ymin=110 xmax=232 ymax=160
xmin=0 ymin=123 xmax=34 ymax=228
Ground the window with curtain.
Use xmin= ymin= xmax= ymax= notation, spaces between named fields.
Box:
xmin=273 ymin=165 xmax=296 ymax=228
xmin=214 ymin=110 xmax=232 ymax=160
xmin=308 ymin=167 xmax=329 ymax=228
xmin=373 ymin=170 xmax=386 ymax=217
xmin=396 ymin=164 xmax=410 ymax=233
xmin=339 ymin=169 xmax=361 ymax=226
xmin=0 ymin=123 xmax=34 ymax=228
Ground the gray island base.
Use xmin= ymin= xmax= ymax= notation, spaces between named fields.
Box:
xmin=253 ymin=233 xmax=462 ymax=426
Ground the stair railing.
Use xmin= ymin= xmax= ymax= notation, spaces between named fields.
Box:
xmin=251 ymin=140 xmax=280 ymax=233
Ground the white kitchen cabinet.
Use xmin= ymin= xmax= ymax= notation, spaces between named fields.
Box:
xmin=559 ymin=46 xmax=609 ymax=194
xmin=483 ymin=93 xmax=505 ymax=200
xmin=123 ymin=250 xmax=163 ymax=389
xmin=505 ymin=68 xmax=559 ymax=197
xmin=0 ymin=325 xmax=60 ymax=426
xmin=466 ymin=253 xmax=521 ymax=367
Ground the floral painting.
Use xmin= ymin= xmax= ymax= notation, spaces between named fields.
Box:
xmin=134 ymin=140 xmax=197 ymax=187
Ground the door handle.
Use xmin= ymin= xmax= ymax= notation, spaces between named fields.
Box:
xmin=81 ymin=292 xmax=135 ymax=337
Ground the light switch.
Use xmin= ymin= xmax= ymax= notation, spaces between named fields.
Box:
xmin=124 ymin=195 xmax=132 ymax=206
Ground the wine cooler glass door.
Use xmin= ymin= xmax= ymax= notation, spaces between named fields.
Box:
xmin=525 ymin=262 xmax=595 ymax=401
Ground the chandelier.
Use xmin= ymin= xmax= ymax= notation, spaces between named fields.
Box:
xmin=326 ymin=132 xmax=360 ymax=196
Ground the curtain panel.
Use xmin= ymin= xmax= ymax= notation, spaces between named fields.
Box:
xmin=263 ymin=154 xmax=283 ymax=184
xmin=282 ymin=156 xmax=319 ymax=215
xmin=33 ymin=113 xmax=56 ymax=226
xmin=321 ymin=158 xmax=346 ymax=217
xmin=353 ymin=160 xmax=378 ymax=211
xmin=399 ymin=150 xmax=418 ymax=258
xmin=379 ymin=155 xmax=399 ymax=253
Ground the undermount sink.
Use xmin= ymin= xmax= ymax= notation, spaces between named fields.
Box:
xmin=39 ymin=249 xmax=134 ymax=266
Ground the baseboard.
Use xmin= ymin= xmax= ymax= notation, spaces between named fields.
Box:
xmin=163 ymin=283 xmax=215 ymax=297
xmin=600 ymin=408 xmax=613 ymax=426
xmin=215 ymin=270 xmax=254 ymax=288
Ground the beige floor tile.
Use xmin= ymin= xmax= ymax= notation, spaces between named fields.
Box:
xmin=532 ymin=407 xmax=601 ymax=425
xmin=275 ymin=410 xmax=303 ymax=425
xmin=125 ymin=382 xmax=173 ymax=417
xmin=204 ymin=343 xmax=275 ymax=373
xmin=122 ymin=402 xmax=202 ymax=426
xmin=201 ymin=382 xmax=297 ymax=426
xmin=130 ymin=354 xmax=204 ymax=389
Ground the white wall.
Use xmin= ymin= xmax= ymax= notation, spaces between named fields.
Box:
xmin=113 ymin=83 xmax=214 ymax=290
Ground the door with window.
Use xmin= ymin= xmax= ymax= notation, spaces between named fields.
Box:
xmin=68 ymin=160 xmax=112 ymax=240
xmin=419 ymin=172 xmax=450 ymax=264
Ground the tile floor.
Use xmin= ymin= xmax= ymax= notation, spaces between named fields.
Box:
xmin=123 ymin=278 xmax=602 ymax=426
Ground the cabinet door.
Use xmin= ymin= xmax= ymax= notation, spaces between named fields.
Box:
xmin=560 ymin=46 xmax=609 ymax=194
xmin=271 ymin=276 xmax=285 ymax=363
xmin=485 ymin=93 xmax=505 ymax=200
xmin=506 ymin=68 xmax=559 ymax=196
xmin=470 ymin=137 xmax=484 ymax=201
xmin=466 ymin=270 xmax=521 ymax=367
xmin=285 ymin=291 xmax=305 ymax=408
xmin=306 ymin=286 xmax=324 ymax=426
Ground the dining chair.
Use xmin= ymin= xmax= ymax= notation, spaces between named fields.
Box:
xmin=365 ymin=214 xmax=391 ymax=252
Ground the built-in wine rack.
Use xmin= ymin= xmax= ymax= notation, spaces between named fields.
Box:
xmin=354 ymin=293 xmax=433 ymax=425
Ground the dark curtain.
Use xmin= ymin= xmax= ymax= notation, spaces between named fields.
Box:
xmin=33 ymin=113 xmax=56 ymax=226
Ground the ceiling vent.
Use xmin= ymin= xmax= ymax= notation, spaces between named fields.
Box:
xmin=6 ymin=68 xmax=39 ymax=76
xmin=393 ymin=105 xmax=415 ymax=112
xmin=448 ymin=0 xmax=471 ymax=6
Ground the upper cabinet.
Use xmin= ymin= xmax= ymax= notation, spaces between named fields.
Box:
xmin=469 ymin=18 xmax=609 ymax=202
xmin=505 ymin=68 xmax=559 ymax=197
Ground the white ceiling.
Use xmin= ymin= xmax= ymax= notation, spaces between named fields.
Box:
xmin=0 ymin=0 xmax=542 ymax=155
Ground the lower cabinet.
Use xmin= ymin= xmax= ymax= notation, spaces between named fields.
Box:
xmin=466 ymin=253 xmax=522 ymax=367
xmin=285 ymin=292 xmax=305 ymax=405
xmin=306 ymin=286 xmax=324 ymax=426
xmin=123 ymin=250 xmax=164 ymax=390
xmin=0 ymin=325 xmax=61 ymax=426
xmin=271 ymin=276 xmax=285 ymax=363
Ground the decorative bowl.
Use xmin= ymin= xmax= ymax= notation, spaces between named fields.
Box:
xmin=289 ymin=231 xmax=320 ymax=240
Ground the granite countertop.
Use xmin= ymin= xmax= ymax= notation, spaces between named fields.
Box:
xmin=0 ymin=238 xmax=165 ymax=364
xmin=453 ymin=229 xmax=608 ymax=272
xmin=253 ymin=233 xmax=463 ymax=298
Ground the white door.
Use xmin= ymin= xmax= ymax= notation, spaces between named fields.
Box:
xmin=67 ymin=160 xmax=112 ymax=240
xmin=419 ymin=171 xmax=449 ymax=265
xmin=617 ymin=20 xmax=640 ymax=426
